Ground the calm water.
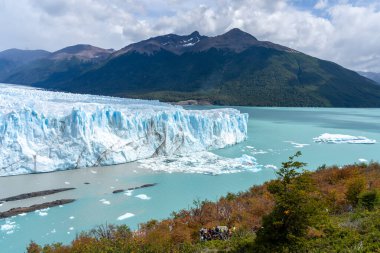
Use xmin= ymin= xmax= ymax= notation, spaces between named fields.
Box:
xmin=1 ymin=107 xmax=380 ymax=252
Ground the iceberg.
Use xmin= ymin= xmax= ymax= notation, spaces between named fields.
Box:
xmin=313 ymin=133 xmax=376 ymax=144
xmin=0 ymin=84 xmax=248 ymax=176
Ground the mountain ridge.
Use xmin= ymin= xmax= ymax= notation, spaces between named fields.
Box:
xmin=1 ymin=28 xmax=380 ymax=107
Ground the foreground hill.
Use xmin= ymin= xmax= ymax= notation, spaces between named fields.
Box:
xmin=2 ymin=29 xmax=380 ymax=107
xmin=27 ymin=158 xmax=380 ymax=252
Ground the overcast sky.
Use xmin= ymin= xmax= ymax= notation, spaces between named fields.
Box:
xmin=1 ymin=0 xmax=380 ymax=72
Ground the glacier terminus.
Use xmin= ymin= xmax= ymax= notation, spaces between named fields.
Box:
xmin=0 ymin=84 xmax=248 ymax=176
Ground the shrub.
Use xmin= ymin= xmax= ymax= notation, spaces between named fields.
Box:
xmin=359 ymin=190 xmax=379 ymax=211
xmin=345 ymin=178 xmax=365 ymax=207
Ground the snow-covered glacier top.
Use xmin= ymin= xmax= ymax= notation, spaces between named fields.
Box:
xmin=0 ymin=84 xmax=248 ymax=176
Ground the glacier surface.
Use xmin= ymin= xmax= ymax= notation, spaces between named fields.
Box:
xmin=0 ymin=84 xmax=248 ymax=176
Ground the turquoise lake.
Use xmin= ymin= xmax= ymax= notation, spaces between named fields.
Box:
xmin=1 ymin=106 xmax=380 ymax=252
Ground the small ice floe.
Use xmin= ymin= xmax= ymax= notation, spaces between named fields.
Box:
xmin=64 ymin=181 xmax=70 ymax=185
xmin=67 ymin=232 xmax=70 ymax=235
xmin=1 ymin=220 xmax=17 ymax=234
xmin=99 ymin=199 xmax=111 ymax=205
xmin=358 ymin=158 xmax=368 ymax=163
xmin=69 ymin=227 xmax=74 ymax=231
xmin=18 ymin=213 xmax=27 ymax=217
xmin=264 ymin=164 xmax=278 ymax=170
xmin=0 ymin=202 xmax=3 ymax=207
xmin=138 ymin=151 xmax=261 ymax=175
xmin=35 ymin=208 xmax=49 ymax=216
xmin=135 ymin=194 xmax=151 ymax=200
xmin=133 ymin=170 xmax=138 ymax=173
xmin=313 ymin=133 xmax=376 ymax=144
xmin=110 ymin=186 xmax=115 ymax=189
xmin=124 ymin=190 xmax=133 ymax=196
xmin=246 ymin=146 xmax=254 ymax=149
xmin=91 ymin=170 xmax=97 ymax=174
xmin=51 ymin=229 xmax=56 ymax=234
xmin=59 ymin=205 xmax=63 ymax=208
xmin=69 ymin=216 xmax=75 ymax=220
xmin=284 ymin=141 xmax=310 ymax=148
xmin=117 ymin=212 xmax=135 ymax=221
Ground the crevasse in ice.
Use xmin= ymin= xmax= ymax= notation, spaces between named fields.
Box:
xmin=0 ymin=84 xmax=248 ymax=176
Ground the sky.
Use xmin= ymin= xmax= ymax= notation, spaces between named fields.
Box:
xmin=1 ymin=0 xmax=380 ymax=72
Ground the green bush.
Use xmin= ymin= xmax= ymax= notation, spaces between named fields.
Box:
xmin=359 ymin=190 xmax=379 ymax=210
xmin=345 ymin=178 xmax=365 ymax=207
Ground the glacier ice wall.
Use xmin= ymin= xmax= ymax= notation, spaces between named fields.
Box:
xmin=0 ymin=84 xmax=248 ymax=176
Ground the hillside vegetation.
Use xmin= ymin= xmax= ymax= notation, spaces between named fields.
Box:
xmin=27 ymin=153 xmax=380 ymax=252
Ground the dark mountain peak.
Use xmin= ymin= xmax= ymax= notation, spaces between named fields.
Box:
xmin=190 ymin=31 xmax=200 ymax=37
xmin=222 ymin=28 xmax=258 ymax=41
xmin=51 ymin=44 xmax=114 ymax=61
xmin=115 ymin=31 xmax=208 ymax=56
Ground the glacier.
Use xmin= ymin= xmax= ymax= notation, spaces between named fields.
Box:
xmin=0 ymin=84 xmax=248 ymax=176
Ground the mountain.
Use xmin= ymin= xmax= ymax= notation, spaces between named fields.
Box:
xmin=2 ymin=29 xmax=380 ymax=107
xmin=0 ymin=49 xmax=50 ymax=79
xmin=1 ymin=44 xmax=113 ymax=86
xmin=358 ymin=71 xmax=380 ymax=85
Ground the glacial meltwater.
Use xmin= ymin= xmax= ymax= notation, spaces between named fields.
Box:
xmin=1 ymin=106 xmax=380 ymax=252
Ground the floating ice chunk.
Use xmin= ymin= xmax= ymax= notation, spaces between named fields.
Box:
xmin=99 ymin=199 xmax=111 ymax=205
xmin=117 ymin=212 xmax=135 ymax=221
xmin=38 ymin=212 xmax=48 ymax=216
xmin=51 ymin=229 xmax=56 ymax=233
xmin=90 ymin=170 xmax=97 ymax=174
xmin=64 ymin=182 xmax=70 ymax=185
xmin=135 ymin=194 xmax=151 ymax=200
xmin=69 ymin=216 xmax=75 ymax=220
xmin=18 ymin=213 xmax=27 ymax=216
xmin=358 ymin=158 xmax=368 ymax=163
xmin=69 ymin=227 xmax=74 ymax=231
xmin=138 ymin=151 xmax=261 ymax=175
xmin=313 ymin=133 xmax=376 ymax=144
xmin=246 ymin=146 xmax=254 ymax=149
xmin=264 ymin=164 xmax=278 ymax=170
xmin=124 ymin=190 xmax=133 ymax=196
xmin=284 ymin=141 xmax=310 ymax=148
xmin=1 ymin=221 xmax=16 ymax=233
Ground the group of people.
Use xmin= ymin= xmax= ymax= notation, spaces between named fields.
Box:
xmin=199 ymin=226 xmax=234 ymax=241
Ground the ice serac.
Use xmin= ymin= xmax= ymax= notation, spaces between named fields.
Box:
xmin=0 ymin=84 xmax=248 ymax=176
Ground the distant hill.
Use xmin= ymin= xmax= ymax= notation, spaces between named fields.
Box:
xmin=0 ymin=49 xmax=50 ymax=80
xmin=2 ymin=45 xmax=113 ymax=86
xmin=358 ymin=71 xmax=380 ymax=85
xmin=1 ymin=29 xmax=380 ymax=107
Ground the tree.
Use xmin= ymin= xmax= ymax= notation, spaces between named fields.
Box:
xmin=255 ymin=151 xmax=325 ymax=249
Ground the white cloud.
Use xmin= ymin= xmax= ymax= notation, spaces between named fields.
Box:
xmin=314 ymin=0 xmax=329 ymax=10
xmin=0 ymin=0 xmax=380 ymax=72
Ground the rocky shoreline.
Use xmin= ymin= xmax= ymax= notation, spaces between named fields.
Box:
xmin=0 ymin=199 xmax=75 ymax=219
xmin=112 ymin=183 xmax=157 ymax=194
xmin=0 ymin=188 xmax=76 ymax=202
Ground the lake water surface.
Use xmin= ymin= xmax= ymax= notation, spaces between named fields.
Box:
xmin=1 ymin=107 xmax=380 ymax=252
